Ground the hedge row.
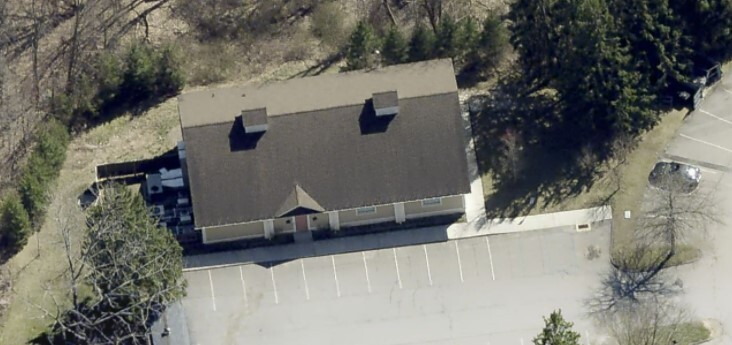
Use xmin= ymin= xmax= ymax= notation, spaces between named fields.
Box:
xmin=0 ymin=119 xmax=69 ymax=254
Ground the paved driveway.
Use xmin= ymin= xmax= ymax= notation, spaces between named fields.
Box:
xmin=661 ymin=75 xmax=732 ymax=343
xmin=181 ymin=223 xmax=610 ymax=345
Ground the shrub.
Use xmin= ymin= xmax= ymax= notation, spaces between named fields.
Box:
xmin=18 ymin=119 xmax=70 ymax=227
xmin=310 ymin=2 xmax=348 ymax=49
xmin=0 ymin=193 xmax=32 ymax=252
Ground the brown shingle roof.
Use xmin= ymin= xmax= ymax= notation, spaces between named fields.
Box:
xmin=181 ymin=60 xmax=470 ymax=227
xmin=178 ymin=59 xmax=458 ymax=128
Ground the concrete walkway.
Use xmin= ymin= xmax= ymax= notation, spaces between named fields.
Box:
xmin=182 ymin=106 xmax=612 ymax=271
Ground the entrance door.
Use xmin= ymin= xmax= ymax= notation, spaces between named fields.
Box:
xmin=295 ymin=215 xmax=309 ymax=232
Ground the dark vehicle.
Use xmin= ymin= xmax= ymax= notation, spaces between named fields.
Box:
xmin=693 ymin=56 xmax=723 ymax=86
xmin=663 ymin=56 xmax=722 ymax=110
xmin=649 ymin=161 xmax=701 ymax=193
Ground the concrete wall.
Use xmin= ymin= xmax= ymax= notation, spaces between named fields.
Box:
xmin=203 ymin=221 xmax=264 ymax=243
xmin=274 ymin=217 xmax=294 ymax=234
xmin=404 ymin=195 xmax=464 ymax=219
xmin=308 ymin=213 xmax=329 ymax=230
xmin=339 ymin=204 xmax=396 ymax=227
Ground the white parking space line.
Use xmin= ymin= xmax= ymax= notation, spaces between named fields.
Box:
xmin=332 ymin=256 xmax=341 ymax=297
xmin=423 ymin=245 xmax=433 ymax=286
xmin=585 ymin=330 xmax=591 ymax=345
xmin=699 ymin=109 xmax=732 ymax=126
xmin=699 ymin=166 xmax=720 ymax=174
xmin=393 ymin=248 xmax=403 ymax=289
xmin=301 ymin=259 xmax=310 ymax=300
xmin=454 ymin=241 xmax=464 ymax=283
xmin=208 ymin=270 xmax=217 ymax=311
xmin=724 ymin=88 xmax=732 ymax=95
xmin=270 ymin=264 xmax=279 ymax=304
xmin=680 ymin=133 xmax=732 ymax=154
xmin=520 ymin=337 xmax=525 ymax=345
xmin=362 ymin=252 xmax=372 ymax=293
xmin=485 ymin=237 xmax=496 ymax=281
xmin=239 ymin=266 xmax=248 ymax=308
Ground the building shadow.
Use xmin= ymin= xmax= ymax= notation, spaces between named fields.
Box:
xmin=359 ymin=99 xmax=395 ymax=135
xmin=229 ymin=116 xmax=265 ymax=151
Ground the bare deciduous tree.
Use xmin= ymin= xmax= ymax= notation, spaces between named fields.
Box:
xmin=640 ymin=175 xmax=718 ymax=256
xmin=498 ymin=127 xmax=524 ymax=182
xmin=604 ymin=298 xmax=697 ymax=345
xmin=587 ymin=240 xmax=681 ymax=314
xmin=31 ymin=186 xmax=185 ymax=344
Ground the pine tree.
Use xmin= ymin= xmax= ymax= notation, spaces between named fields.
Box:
xmin=672 ymin=0 xmax=732 ymax=61
xmin=508 ymin=0 xmax=564 ymax=89
xmin=533 ymin=310 xmax=581 ymax=345
xmin=435 ymin=15 xmax=460 ymax=58
xmin=381 ymin=26 xmax=408 ymax=65
xmin=408 ymin=23 xmax=436 ymax=62
xmin=344 ymin=21 xmax=379 ymax=71
xmin=458 ymin=17 xmax=481 ymax=57
xmin=467 ymin=13 xmax=509 ymax=72
xmin=0 ymin=193 xmax=32 ymax=252
xmin=610 ymin=0 xmax=692 ymax=92
xmin=557 ymin=0 xmax=657 ymax=141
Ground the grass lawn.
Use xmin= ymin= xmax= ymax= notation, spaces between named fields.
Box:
xmin=665 ymin=321 xmax=712 ymax=345
xmin=619 ymin=243 xmax=702 ymax=272
xmin=473 ymin=107 xmax=687 ymax=253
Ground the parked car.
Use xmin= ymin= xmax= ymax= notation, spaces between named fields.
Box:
xmin=648 ymin=161 xmax=701 ymax=193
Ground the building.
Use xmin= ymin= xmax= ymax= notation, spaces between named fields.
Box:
xmin=177 ymin=59 xmax=471 ymax=244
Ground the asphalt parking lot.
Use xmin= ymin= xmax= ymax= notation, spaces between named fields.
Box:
xmin=181 ymin=223 xmax=610 ymax=345
xmin=661 ymin=76 xmax=732 ymax=344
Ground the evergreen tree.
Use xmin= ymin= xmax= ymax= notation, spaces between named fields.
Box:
xmin=381 ymin=26 xmax=408 ymax=65
xmin=610 ymin=0 xmax=692 ymax=92
xmin=0 ymin=194 xmax=32 ymax=252
xmin=435 ymin=15 xmax=460 ymax=58
xmin=467 ymin=13 xmax=509 ymax=72
xmin=155 ymin=44 xmax=186 ymax=96
xmin=533 ymin=310 xmax=581 ymax=345
xmin=121 ymin=43 xmax=157 ymax=103
xmin=458 ymin=17 xmax=481 ymax=57
xmin=557 ymin=0 xmax=657 ymax=141
xmin=508 ymin=0 xmax=564 ymax=89
xmin=344 ymin=21 xmax=379 ymax=71
xmin=672 ymin=0 xmax=732 ymax=61
xmin=408 ymin=23 xmax=436 ymax=62
xmin=19 ymin=119 xmax=69 ymax=226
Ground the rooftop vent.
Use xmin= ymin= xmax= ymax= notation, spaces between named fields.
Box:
xmin=241 ymin=107 xmax=268 ymax=133
xmin=372 ymin=90 xmax=399 ymax=116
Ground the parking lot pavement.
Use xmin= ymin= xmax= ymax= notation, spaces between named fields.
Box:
xmin=661 ymin=74 xmax=732 ymax=345
xmin=181 ymin=222 xmax=611 ymax=345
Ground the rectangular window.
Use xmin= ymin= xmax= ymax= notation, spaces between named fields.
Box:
xmin=356 ymin=206 xmax=377 ymax=215
xmin=421 ymin=197 xmax=442 ymax=207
